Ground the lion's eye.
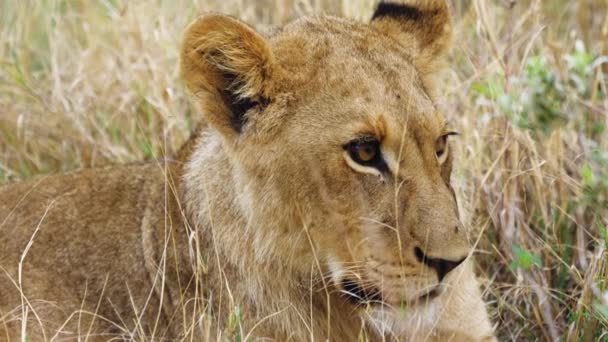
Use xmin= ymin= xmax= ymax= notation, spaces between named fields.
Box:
xmin=343 ymin=138 xmax=389 ymax=176
xmin=345 ymin=139 xmax=381 ymax=165
xmin=436 ymin=132 xmax=457 ymax=164
xmin=436 ymin=136 xmax=447 ymax=159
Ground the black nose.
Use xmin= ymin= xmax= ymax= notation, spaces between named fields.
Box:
xmin=414 ymin=247 xmax=467 ymax=281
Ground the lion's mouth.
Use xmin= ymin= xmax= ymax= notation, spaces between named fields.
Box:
xmin=415 ymin=286 xmax=441 ymax=302
xmin=341 ymin=279 xmax=442 ymax=306
xmin=341 ymin=279 xmax=382 ymax=305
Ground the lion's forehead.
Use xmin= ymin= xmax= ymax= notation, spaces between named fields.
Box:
xmin=271 ymin=17 xmax=423 ymax=92
xmin=268 ymin=17 xmax=443 ymax=140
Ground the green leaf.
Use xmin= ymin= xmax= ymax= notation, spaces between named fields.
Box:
xmin=599 ymin=222 xmax=608 ymax=251
xmin=582 ymin=164 xmax=594 ymax=186
xmin=509 ymin=244 xmax=542 ymax=271
xmin=593 ymin=302 xmax=608 ymax=320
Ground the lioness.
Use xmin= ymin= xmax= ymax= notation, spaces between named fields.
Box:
xmin=0 ymin=0 xmax=495 ymax=340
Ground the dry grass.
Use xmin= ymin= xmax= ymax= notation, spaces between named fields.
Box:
xmin=1 ymin=0 xmax=607 ymax=340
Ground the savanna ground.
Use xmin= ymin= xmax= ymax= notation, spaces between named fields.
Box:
xmin=0 ymin=0 xmax=607 ymax=340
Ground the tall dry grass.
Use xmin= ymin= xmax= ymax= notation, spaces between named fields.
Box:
xmin=1 ymin=0 xmax=607 ymax=340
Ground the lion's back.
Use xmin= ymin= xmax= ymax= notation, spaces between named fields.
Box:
xmin=0 ymin=164 xmax=159 ymax=265
xmin=0 ymin=163 xmax=168 ymax=340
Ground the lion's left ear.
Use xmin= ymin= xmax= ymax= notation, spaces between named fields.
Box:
xmin=180 ymin=15 xmax=278 ymax=140
xmin=370 ymin=1 xmax=453 ymax=83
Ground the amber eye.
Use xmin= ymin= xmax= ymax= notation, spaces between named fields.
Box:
xmin=344 ymin=138 xmax=387 ymax=171
xmin=436 ymin=135 xmax=447 ymax=158
xmin=436 ymin=132 xmax=457 ymax=163
xmin=354 ymin=142 xmax=377 ymax=162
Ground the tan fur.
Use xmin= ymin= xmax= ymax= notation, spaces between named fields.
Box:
xmin=1 ymin=1 xmax=495 ymax=340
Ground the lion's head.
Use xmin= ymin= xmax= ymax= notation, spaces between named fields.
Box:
xmin=180 ymin=0 xmax=470 ymax=318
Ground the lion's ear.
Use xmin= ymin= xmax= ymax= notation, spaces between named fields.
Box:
xmin=180 ymin=15 xmax=276 ymax=139
xmin=371 ymin=1 xmax=453 ymax=81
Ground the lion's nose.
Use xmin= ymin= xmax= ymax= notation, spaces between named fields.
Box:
xmin=414 ymin=247 xmax=467 ymax=281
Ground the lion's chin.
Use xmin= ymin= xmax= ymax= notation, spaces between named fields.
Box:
xmin=366 ymin=298 xmax=442 ymax=338
xmin=340 ymin=276 xmax=444 ymax=309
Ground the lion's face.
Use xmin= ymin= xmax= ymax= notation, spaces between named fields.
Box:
xmin=181 ymin=2 xmax=470 ymax=313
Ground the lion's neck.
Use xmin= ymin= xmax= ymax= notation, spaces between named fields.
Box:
xmin=176 ymin=132 xmax=363 ymax=339
xmin=180 ymin=133 xmax=291 ymax=270
xmin=179 ymin=133 xmax=302 ymax=321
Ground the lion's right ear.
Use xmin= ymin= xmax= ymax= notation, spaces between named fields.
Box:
xmin=370 ymin=1 xmax=453 ymax=85
xmin=180 ymin=15 xmax=277 ymax=139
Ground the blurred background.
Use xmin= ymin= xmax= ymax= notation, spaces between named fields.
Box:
xmin=1 ymin=0 xmax=607 ymax=340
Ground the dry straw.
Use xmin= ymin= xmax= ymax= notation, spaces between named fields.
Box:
xmin=1 ymin=0 xmax=607 ymax=340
